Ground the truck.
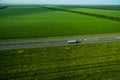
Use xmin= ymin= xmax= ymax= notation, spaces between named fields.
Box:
xmin=67 ymin=40 xmax=81 ymax=44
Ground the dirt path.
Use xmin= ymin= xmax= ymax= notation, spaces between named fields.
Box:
xmin=0 ymin=34 xmax=120 ymax=50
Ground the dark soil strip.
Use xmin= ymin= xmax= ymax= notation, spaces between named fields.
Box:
xmin=42 ymin=6 xmax=120 ymax=22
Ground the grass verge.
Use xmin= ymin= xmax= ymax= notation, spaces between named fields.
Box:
xmin=0 ymin=42 xmax=120 ymax=80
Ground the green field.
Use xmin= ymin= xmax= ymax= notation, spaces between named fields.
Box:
xmin=0 ymin=5 xmax=120 ymax=80
xmin=51 ymin=6 xmax=120 ymax=17
xmin=0 ymin=42 xmax=120 ymax=80
xmin=0 ymin=6 xmax=120 ymax=39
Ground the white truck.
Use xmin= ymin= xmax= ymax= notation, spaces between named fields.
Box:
xmin=67 ymin=40 xmax=81 ymax=44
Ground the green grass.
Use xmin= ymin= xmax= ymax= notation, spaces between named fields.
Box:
xmin=0 ymin=42 xmax=120 ymax=80
xmin=0 ymin=6 xmax=120 ymax=39
xmin=71 ymin=8 xmax=120 ymax=17
xmin=52 ymin=6 xmax=120 ymax=17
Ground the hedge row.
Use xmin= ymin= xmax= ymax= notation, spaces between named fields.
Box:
xmin=43 ymin=7 xmax=120 ymax=21
xmin=0 ymin=6 xmax=8 ymax=9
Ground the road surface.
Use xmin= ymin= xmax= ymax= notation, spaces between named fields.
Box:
xmin=0 ymin=34 xmax=120 ymax=50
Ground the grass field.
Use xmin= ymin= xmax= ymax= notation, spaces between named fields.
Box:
xmin=0 ymin=5 xmax=120 ymax=80
xmin=0 ymin=42 xmax=120 ymax=80
xmin=0 ymin=6 xmax=120 ymax=39
xmin=51 ymin=6 xmax=120 ymax=17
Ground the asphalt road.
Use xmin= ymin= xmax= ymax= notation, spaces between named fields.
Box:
xmin=0 ymin=34 xmax=120 ymax=50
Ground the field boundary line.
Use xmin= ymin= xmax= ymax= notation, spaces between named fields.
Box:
xmin=42 ymin=6 xmax=120 ymax=22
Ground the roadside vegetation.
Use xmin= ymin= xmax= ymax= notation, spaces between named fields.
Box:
xmin=0 ymin=42 xmax=120 ymax=80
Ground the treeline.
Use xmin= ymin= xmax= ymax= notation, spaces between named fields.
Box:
xmin=0 ymin=6 xmax=8 ymax=9
xmin=42 ymin=7 xmax=120 ymax=21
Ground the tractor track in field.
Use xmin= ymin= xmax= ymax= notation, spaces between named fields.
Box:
xmin=0 ymin=34 xmax=120 ymax=50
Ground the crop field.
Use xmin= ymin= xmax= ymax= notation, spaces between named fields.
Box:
xmin=0 ymin=42 xmax=120 ymax=80
xmin=51 ymin=6 xmax=120 ymax=17
xmin=0 ymin=6 xmax=120 ymax=39
xmin=0 ymin=5 xmax=120 ymax=80
xmin=52 ymin=5 xmax=120 ymax=10
xmin=75 ymin=5 xmax=120 ymax=10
